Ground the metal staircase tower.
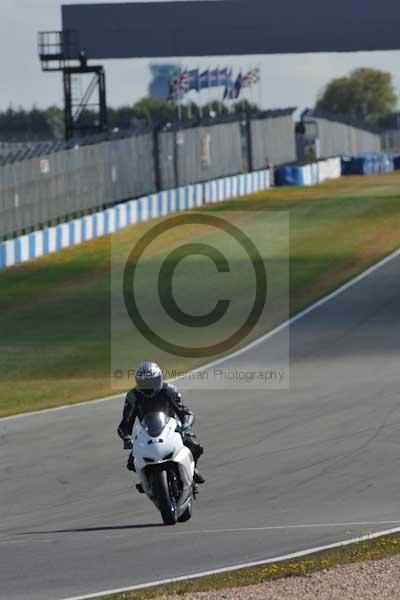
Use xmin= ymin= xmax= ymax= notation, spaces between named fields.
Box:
xmin=38 ymin=31 xmax=108 ymax=140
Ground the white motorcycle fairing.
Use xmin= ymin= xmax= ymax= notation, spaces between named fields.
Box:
xmin=131 ymin=412 xmax=195 ymax=523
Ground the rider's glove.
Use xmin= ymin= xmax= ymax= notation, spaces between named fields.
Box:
xmin=180 ymin=419 xmax=191 ymax=435
xmin=124 ymin=436 xmax=134 ymax=450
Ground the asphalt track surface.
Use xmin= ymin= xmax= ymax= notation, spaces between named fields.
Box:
xmin=2 ymin=251 xmax=400 ymax=600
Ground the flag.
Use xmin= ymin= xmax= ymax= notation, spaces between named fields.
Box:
xmin=199 ymin=70 xmax=210 ymax=89
xmin=242 ymin=68 xmax=261 ymax=88
xmin=232 ymin=73 xmax=243 ymax=99
xmin=251 ymin=67 xmax=261 ymax=84
xmin=242 ymin=73 xmax=253 ymax=89
xmin=210 ymin=68 xmax=219 ymax=87
xmin=218 ymin=68 xmax=229 ymax=87
xmin=188 ymin=69 xmax=199 ymax=91
xmin=168 ymin=76 xmax=180 ymax=100
xmin=223 ymin=68 xmax=234 ymax=99
xmin=179 ymin=70 xmax=190 ymax=92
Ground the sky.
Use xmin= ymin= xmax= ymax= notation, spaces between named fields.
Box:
xmin=1 ymin=0 xmax=400 ymax=113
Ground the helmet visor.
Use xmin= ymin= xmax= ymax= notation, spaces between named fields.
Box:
xmin=136 ymin=373 xmax=163 ymax=396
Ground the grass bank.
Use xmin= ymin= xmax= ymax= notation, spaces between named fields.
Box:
xmin=1 ymin=172 xmax=400 ymax=417
xmin=92 ymin=531 xmax=400 ymax=600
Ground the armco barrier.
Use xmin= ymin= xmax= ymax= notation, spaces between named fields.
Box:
xmin=275 ymin=158 xmax=341 ymax=187
xmin=0 ymin=170 xmax=270 ymax=269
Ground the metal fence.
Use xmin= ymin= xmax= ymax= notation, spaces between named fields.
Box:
xmin=381 ymin=130 xmax=400 ymax=153
xmin=250 ymin=110 xmax=297 ymax=169
xmin=1 ymin=112 xmax=300 ymax=239
xmin=103 ymin=134 xmax=155 ymax=202
xmin=301 ymin=113 xmax=381 ymax=159
xmin=1 ymin=108 xmax=385 ymax=240
xmin=0 ymin=132 xmax=155 ymax=238
xmin=158 ymin=121 xmax=243 ymax=189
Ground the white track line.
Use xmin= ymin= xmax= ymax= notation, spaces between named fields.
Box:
xmin=170 ymin=520 xmax=400 ymax=536
xmin=61 ymin=526 xmax=400 ymax=600
xmin=2 ymin=246 xmax=400 ymax=424
xmin=0 ymin=392 xmax=125 ymax=423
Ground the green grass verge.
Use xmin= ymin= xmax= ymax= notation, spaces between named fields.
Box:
xmin=1 ymin=172 xmax=400 ymax=417
xmin=93 ymin=532 xmax=400 ymax=599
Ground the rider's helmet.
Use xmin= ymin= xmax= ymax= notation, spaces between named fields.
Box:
xmin=135 ymin=361 xmax=163 ymax=398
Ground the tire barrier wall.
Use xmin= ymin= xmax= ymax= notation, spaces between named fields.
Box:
xmin=341 ymin=153 xmax=394 ymax=176
xmin=275 ymin=157 xmax=342 ymax=186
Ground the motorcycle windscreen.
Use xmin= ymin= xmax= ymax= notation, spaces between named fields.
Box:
xmin=141 ymin=412 xmax=170 ymax=438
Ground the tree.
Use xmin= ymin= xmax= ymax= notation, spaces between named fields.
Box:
xmin=200 ymin=101 xmax=228 ymax=118
xmin=316 ymin=68 xmax=397 ymax=124
xmin=45 ymin=106 xmax=64 ymax=138
xmin=0 ymin=97 xmax=263 ymax=141
xmin=131 ymin=98 xmax=177 ymax=126
xmin=233 ymin=100 xmax=260 ymax=115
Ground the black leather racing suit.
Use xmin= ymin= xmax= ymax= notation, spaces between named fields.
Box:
xmin=117 ymin=382 xmax=204 ymax=470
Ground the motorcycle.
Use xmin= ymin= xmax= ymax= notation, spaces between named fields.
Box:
xmin=130 ymin=411 xmax=196 ymax=525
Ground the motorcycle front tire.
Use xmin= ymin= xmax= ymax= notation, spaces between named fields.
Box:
xmin=178 ymin=501 xmax=193 ymax=523
xmin=151 ymin=468 xmax=177 ymax=526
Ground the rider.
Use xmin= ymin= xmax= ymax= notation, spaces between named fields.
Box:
xmin=117 ymin=361 xmax=205 ymax=485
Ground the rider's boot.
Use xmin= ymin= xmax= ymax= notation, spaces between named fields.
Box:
xmin=183 ymin=435 xmax=205 ymax=484
xmin=194 ymin=467 xmax=205 ymax=484
xmin=127 ymin=454 xmax=136 ymax=472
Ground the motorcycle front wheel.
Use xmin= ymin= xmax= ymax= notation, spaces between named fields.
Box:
xmin=178 ymin=501 xmax=192 ymax=523
xmin=151 ymin=468 xmax=177 ymax=526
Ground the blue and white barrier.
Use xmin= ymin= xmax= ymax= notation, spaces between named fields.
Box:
xmin=275 ymin=158 xmax=342 ymax=187
xmin=203 ymin=170 xmax=270 ymax=204
xmin=341 ymin=152 xmax=394 ymax=176
xmin=0 ymin=170 xmax=270 ymax=269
